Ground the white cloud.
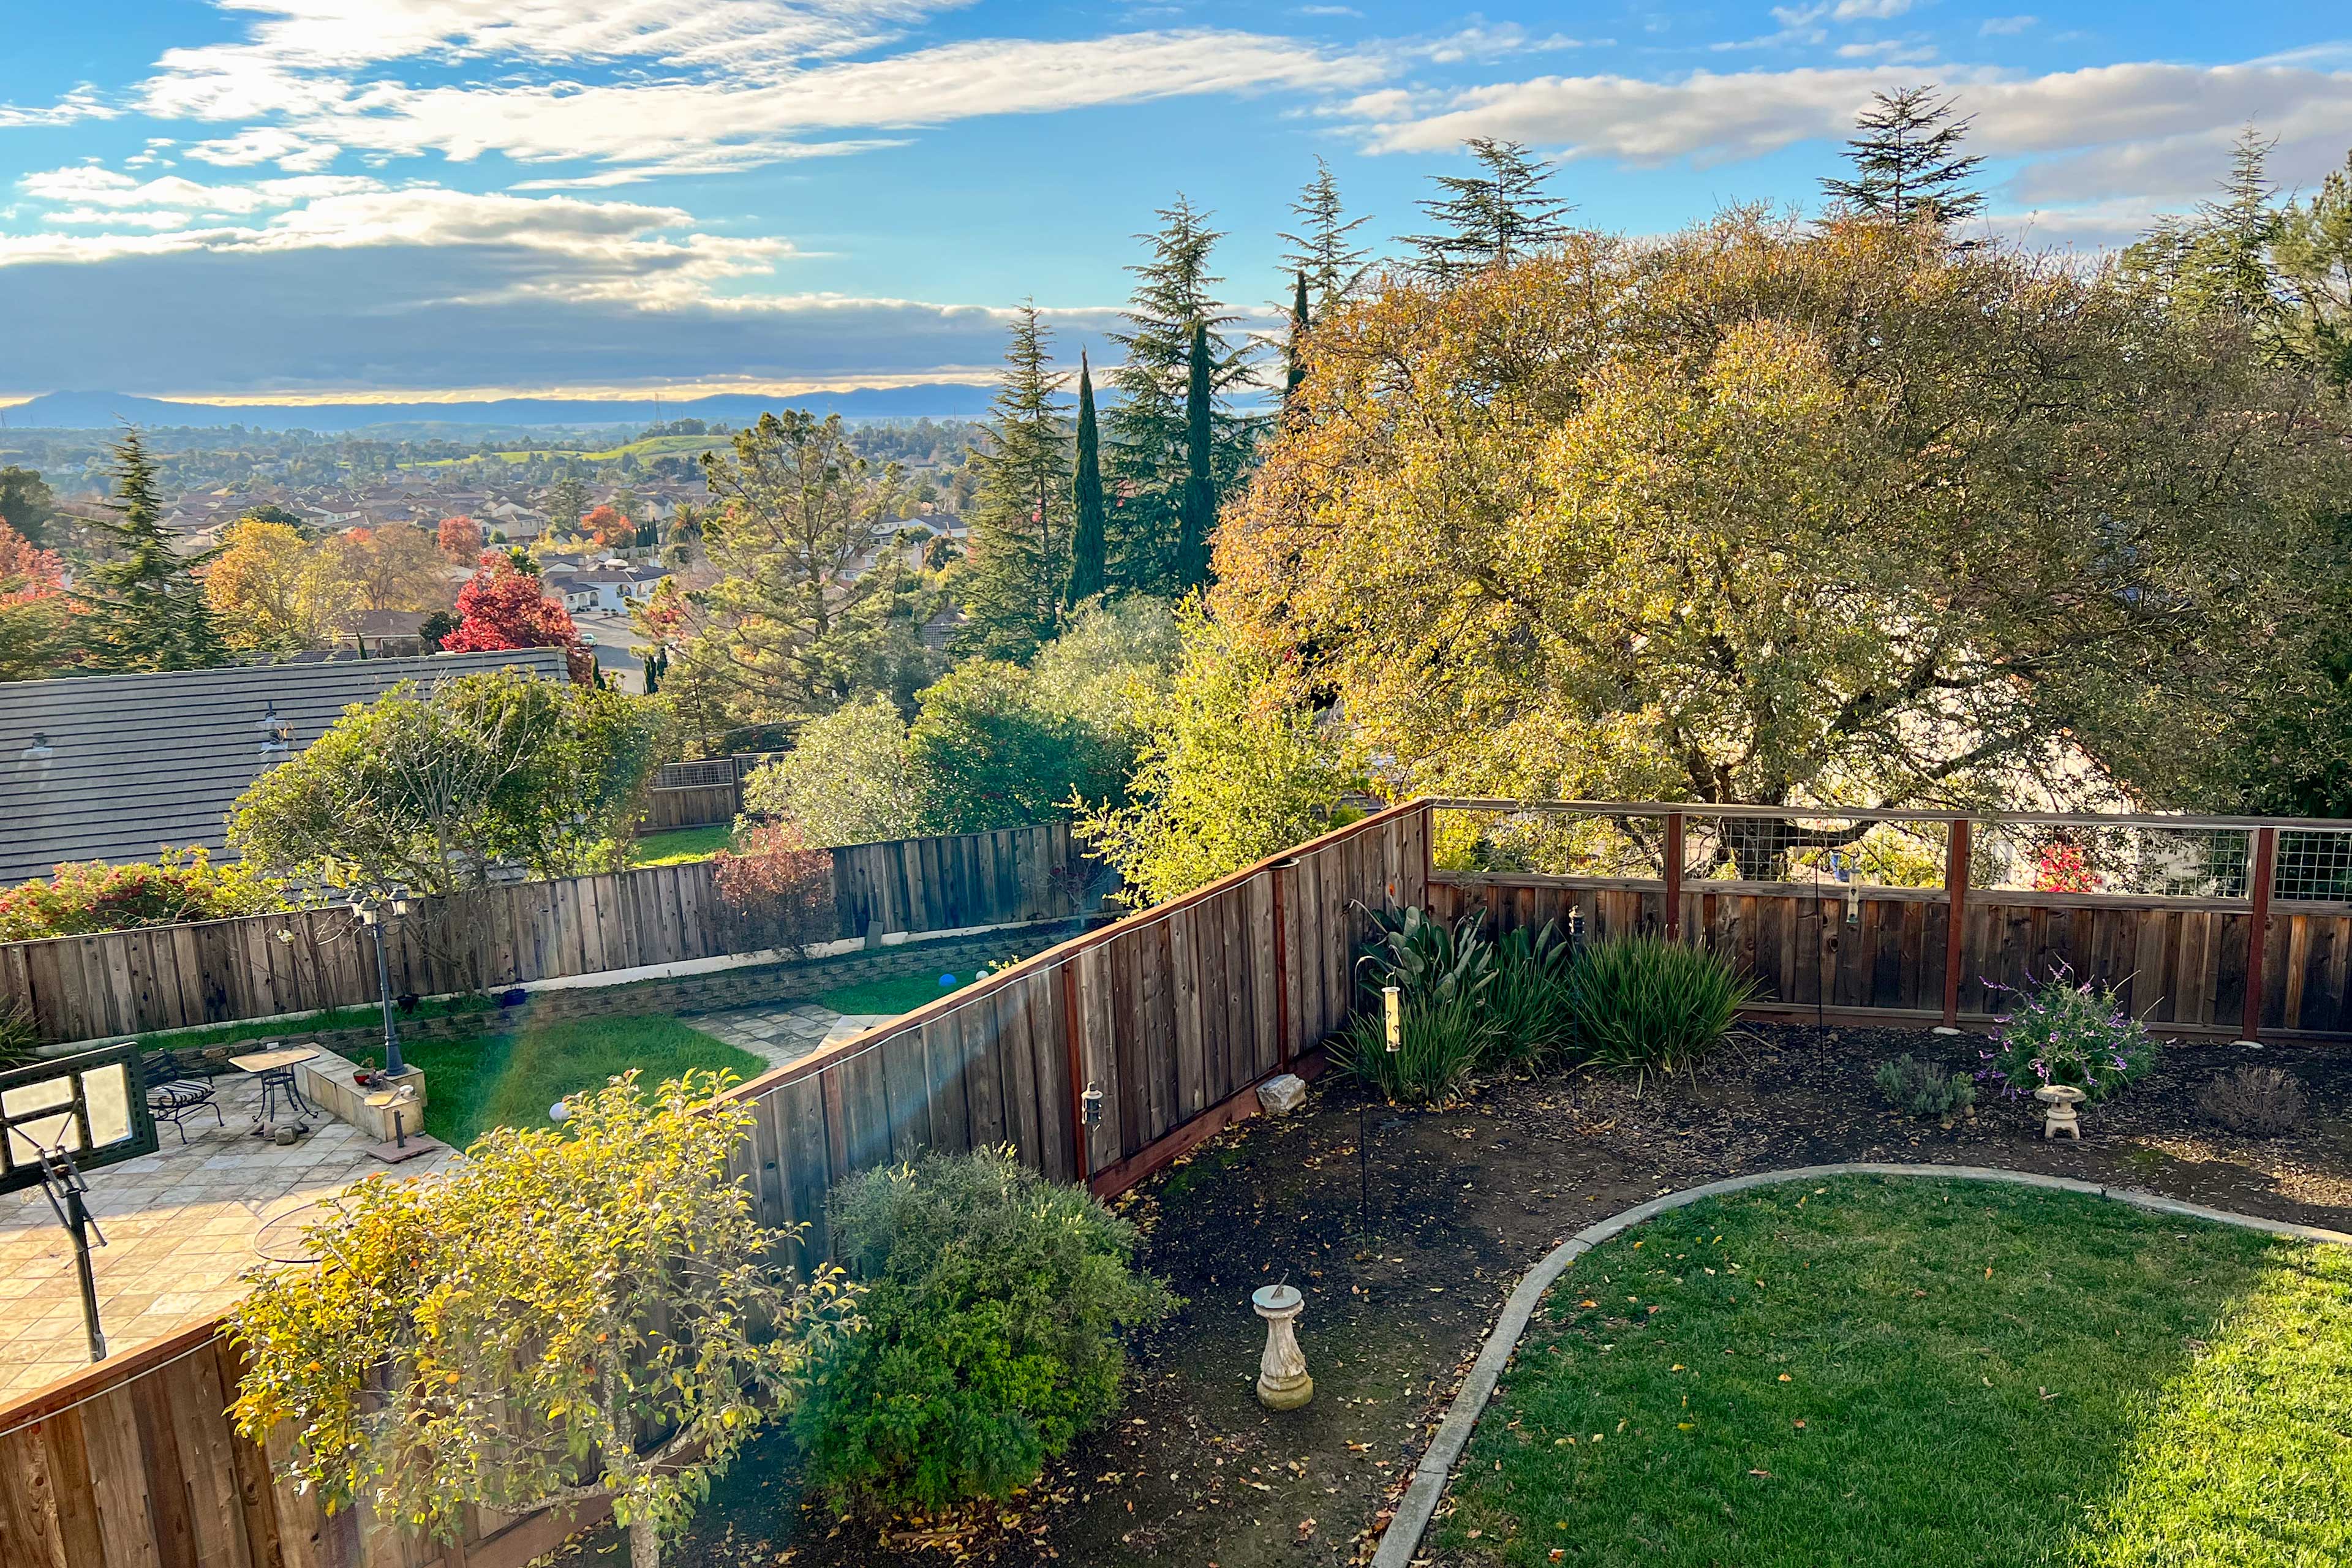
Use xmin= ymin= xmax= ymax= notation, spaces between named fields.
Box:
xmin=0 ymin=85 xmax=118 ymax=129
xmin=19 ymin=167 xmax=383 ymax=216
xmin=1980 ymin=15 xmax=2038 ymax=36
xmin=1350 ymin=60 xmax=2352 ymax=181
xmin=43 ymin=208 xmax=190 ymax=230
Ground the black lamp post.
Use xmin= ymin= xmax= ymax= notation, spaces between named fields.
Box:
xmin=355 ymin=892 xmax=411 ymax=1077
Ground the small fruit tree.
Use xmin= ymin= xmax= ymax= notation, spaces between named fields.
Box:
xmin=230 ymin=1071 xmax=857 ymax=1568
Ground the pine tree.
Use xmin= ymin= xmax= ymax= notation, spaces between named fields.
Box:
xmin=1285 ymin=270 xmax=1312 ymax=409
xmin=2274 ymin=147 xmax=2352 ymax=388
xmin=1820 ymin=86 xmax=1986 ymax=223
xmin=958 ymin=302 xmax=1072 ymax=655
xmin=1106 ymin=195 xmax=1253 ymax=594
xmin=1406 ymin=138 xmax=1572 ymax=277
xmin=75 ymin=428 xmax=227 ymax=672
xmin=1178 ymin=322 xmax=1216 ymax=592
xmin=2122 ymin=129 xmax=2283 ymax=333
xmin=1280 ymin=156 xmax=1374 ymax=314
xmin=1066 ymin=353 xmax=1109 ymax=608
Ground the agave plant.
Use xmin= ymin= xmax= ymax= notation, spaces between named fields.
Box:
xmin=1354 ymin=904 xmax=1496 ymax=1009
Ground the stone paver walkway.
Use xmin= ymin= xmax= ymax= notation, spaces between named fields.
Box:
xmin=692 ymin=1002 xmax=890 ymax=1071
xmin=0 ymin=1069 xmax=460 ymax=1401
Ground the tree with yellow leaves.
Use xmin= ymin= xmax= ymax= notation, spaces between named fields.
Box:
xmin=204 ymin=517 xmax=332 ymax=651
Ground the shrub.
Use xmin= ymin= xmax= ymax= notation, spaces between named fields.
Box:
xmin=1982 ymin=963 xmax=2158 ymax=1102
xmin=1875 ymin=1054 xmax=1977 ymax=1124
xmin=794 ymin=1147 xmax=1177 ymax=1513
xmin=1487 ymin=919 xmax=1577 ymax=1069
xmin=738 ymin=695 xmax=925 ymax=848
xmin=0 ymin=846 xmax=287 ymax=942
xmin=2198 ymin=1065 xmax=2307 ymax=1137
xmin=1567 ymin=937 xmax=1756 ymax=1085
xmin=1331 ymin=990 xmax=1489 ymax=1106
xmin=709 ymin=819 xmax=837 ymax=956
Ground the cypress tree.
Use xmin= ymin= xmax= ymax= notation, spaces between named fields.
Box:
xmin=1178 ymin=322 xmax=1215 ymax=591
xmin=1066 ymin=352 xmax=1108 ymax=608
xmin=75 ymin=428 xmax=227 ymax=672
xmin=1285 ymin=270 xmax=1312 ymax=409
xmin=1820 ymin=86 xmax=1986 ymax=224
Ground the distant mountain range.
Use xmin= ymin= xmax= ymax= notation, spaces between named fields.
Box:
xmin=0 ymin=385 xmax=1000 ymax=434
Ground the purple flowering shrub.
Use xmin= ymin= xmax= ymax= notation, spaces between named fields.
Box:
xmin=1981 ymin=962 xmax=2158 ymax=1102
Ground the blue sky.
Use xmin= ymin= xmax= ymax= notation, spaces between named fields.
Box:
xmin=1 ymin=1 xmax=2347 ymax=402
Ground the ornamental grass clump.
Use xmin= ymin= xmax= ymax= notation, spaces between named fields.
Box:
xmin=1983 ymin=963 xmax=2158 ymax=1102
xmin=1566 ymin=936 xmax=1757 ymax=1086
xmin=1487 ymin=919 xmax=1578 ymax=1071
xmin=794 ymin=1147 xmax=1177 ymax=1513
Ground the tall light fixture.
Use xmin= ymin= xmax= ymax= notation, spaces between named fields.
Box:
xmin=354 ymin=891 xmax=412 ymax=1077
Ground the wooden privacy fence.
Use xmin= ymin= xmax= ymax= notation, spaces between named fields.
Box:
xmin=1425 ymin=799 xmax=2352 ymax=1041
xmin=0 ymin=821 xmax=1086 ymax=1046
xmin=0 ymin=802 xmax=1428 ymax=1568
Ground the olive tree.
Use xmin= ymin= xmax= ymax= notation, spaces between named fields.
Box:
xmin=228 ymin=668 xmax=664 ymax=894
xmin=230 ymin=1071 xmax=858 ymax=1568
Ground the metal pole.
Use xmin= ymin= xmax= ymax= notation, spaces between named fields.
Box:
xmin=67 ymin=1185 xmax=105 ymax=1362
xmin=371 ymin=911 xmax=406 ymax=1077
xmin=2241 ymin=826 xmax=2277 ymax=1047
xmin=1936 ymin=820 xmax=1972 ymax=1035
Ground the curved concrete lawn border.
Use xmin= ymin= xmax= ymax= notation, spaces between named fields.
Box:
xmin=1369 ymin=1163 xmax=2352 ymax=1568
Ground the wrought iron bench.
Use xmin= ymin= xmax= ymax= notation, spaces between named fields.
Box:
xmin=138 ymin=1050 xmax=225 ymax=1143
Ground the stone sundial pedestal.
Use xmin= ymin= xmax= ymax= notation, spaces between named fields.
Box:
xmin=1253 ymin=1284 xmax=1312 ymax=1411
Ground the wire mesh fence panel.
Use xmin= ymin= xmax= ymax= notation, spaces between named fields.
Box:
xmin=2273 ymin=828 xmax=2352 ymax=902
xmin=1967 ymin=821 xmax=2253 ymax=897
xmin=1679 ymin=815 xmax=1950 ymax=888
xmin=1430 ymin=807 xmax=1669 ymax=878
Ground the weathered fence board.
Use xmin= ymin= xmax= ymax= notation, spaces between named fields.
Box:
xmin=1429 ymin=871 xmax=2352 ymax=1036
xmin=0 ymin=822 xmax=1090 ymax=1046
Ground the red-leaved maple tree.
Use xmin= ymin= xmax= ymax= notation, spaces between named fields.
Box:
xmin=437 ymin=514 xmax=484 ymax=560
xmin=438 ymin=551 xmax=594 ymax=683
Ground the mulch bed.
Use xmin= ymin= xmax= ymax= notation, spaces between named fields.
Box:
xmin=557 ymin=1024 xmax=2352 ymax=1568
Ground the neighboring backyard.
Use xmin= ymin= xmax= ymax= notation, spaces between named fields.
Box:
xmin=560 ymin=1022 xmax=2352 ymax=1568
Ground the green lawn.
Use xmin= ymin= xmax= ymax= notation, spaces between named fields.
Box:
xmin=1441 ymin=1177 xmax=2352 ymax=1568
xmin=138 ymin=993 xmax=498 ymax=1055
xmin=816 ymin=967 xmax=984 ymax=1016
xmin=399 ymin=1014 xmax=764 ymax=1147
xmin=627 ymin=824 xmax=736 ymax=865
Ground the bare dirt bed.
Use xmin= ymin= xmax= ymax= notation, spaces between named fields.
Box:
xmin=559 ymin=1025 xmax=2352 ymax=1568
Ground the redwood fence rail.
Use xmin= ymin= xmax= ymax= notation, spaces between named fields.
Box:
xmin=17 ymin=795 xmax=2352 ymax=1568
xmin=0 ymin=802 xmax=1428 ymax=1568
xmin=0 ymin=821 xmax=1087 ymax=1047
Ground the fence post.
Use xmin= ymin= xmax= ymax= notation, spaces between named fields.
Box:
xmin=1937 ymin=819 xmax=1972 ymax=1034
xmin=1271 ymin=860 xmax=1295 ymax=1069
xmin=1060 ymin=960 xmax=1091 ymax=1184
xmin=2241 ymin=826 xmax=2278 ymax=1046
xmin=1663 ymin=813 xmax=1685 ymax=941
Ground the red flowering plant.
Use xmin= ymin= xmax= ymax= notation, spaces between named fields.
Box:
xmin=438 ymin=549 xmax=594 ymax=682
xmin=0 ymin=846 xmax=288 ymax=941
xmin=2033 ymin=838 xmax=2101 ymax=892
xmin=710 ymin=820 xmax=838 ymax=957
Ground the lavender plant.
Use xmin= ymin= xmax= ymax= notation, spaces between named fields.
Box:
xmin=1981 ymin=962 xmax=2158 ymax=1102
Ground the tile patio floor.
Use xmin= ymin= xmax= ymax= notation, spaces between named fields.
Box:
xmin=0 ymin=1068 xmax=461 ymax=1401
xmin=690 ymin=1001 xmax=883 ymax=1071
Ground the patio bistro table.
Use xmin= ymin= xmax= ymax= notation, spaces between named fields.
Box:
xmin=229 ymin=1046 xmax=321 ymax=1138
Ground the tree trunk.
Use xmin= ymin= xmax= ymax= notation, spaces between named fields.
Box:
xmin=630 ymin=1516 xmax=660 ymax=1568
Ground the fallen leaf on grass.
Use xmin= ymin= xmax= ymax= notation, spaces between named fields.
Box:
xmin=1749 ymin=1469 xmax=1773 ymax=1479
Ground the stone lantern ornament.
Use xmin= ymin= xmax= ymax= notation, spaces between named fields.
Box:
xmin=1253 ymin=1283 xmax=1313 ymax=1409
xmin=2035 ymin=1084 xmax=2086 ymax=1139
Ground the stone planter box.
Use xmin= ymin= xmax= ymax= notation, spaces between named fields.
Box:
xmin=295 ymin=1046 xmax=429 ymax=1144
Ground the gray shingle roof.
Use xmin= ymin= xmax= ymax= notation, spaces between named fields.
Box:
xmin=0 ymin=648 xmax=567 ymax=882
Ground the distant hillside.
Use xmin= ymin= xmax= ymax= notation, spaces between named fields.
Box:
xmin=1 ymin=385 xmax=1000 ymax=434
